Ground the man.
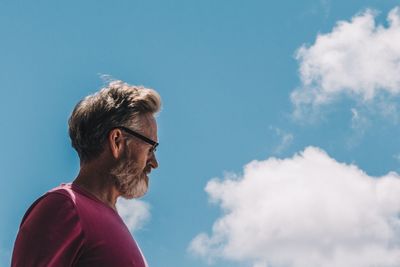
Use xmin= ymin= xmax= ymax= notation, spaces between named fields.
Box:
xmin=11 ymin=80 xmax=161 ymax=267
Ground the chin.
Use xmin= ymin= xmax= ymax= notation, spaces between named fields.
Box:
xmin=112 ymin=158 xmax=150 ymax=199
xmin=122 ymin=175 xmax=149 ymax=199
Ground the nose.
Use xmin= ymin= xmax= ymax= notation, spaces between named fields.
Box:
xmin=149 ymin=152 xmax=158 ymax=169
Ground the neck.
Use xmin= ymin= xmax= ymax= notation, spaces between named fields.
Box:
xmin=73 ymin=159 xmax=121 ymax=211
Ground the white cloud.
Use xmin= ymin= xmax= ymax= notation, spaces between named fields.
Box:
xmin=189 ymin=147 xmax=400 ymax=267
xmin=292 ymin=7 xmax=400 ymax=118
xmin=117 ymin=198 xmax=151 ymax=233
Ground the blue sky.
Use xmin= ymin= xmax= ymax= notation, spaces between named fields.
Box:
xmin=2 ymin=1 xmax=400 ymax=266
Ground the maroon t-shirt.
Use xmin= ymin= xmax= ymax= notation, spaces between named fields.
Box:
xmin=12 ymin=183 xmax=148 ymax=267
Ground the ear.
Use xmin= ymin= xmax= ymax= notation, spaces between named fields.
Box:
xmin=108 ymin=128 xmax=125 ymax=159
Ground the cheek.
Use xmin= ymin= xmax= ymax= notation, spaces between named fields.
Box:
xmin=130 ymin=148 xmax=149 ymax=169
xmin=140 ymin=153 xmax=150 ymax=168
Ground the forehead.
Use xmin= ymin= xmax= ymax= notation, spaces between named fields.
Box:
xmin=135 ymin=113 xmax=158 ymax=140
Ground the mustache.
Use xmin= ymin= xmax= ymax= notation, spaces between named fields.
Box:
xmin=143 ymin=166 xmax=152 ymax=174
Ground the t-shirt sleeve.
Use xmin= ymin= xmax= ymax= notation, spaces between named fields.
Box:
xmin=11 ymin=192 xmax=85 ymax=267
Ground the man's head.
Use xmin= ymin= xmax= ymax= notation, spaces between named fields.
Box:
xmin=68 ymin=80 xmax=161 ymax=198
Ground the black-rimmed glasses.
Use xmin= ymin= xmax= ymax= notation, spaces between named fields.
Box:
xmin=112 ymin=126 xmax=159 ymax=152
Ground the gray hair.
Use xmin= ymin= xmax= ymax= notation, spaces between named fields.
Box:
xmin=68 ymin=80 xmax=161 ymax=163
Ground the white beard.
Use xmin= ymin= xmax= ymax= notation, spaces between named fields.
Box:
xmin=111 ymin=157 xmax=148 ymax=199
xmin=125 ymin=177 xmax=148 ymax=199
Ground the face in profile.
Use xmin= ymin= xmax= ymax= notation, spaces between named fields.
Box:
xmin=111 ymin=114 xmax=158 ymax=199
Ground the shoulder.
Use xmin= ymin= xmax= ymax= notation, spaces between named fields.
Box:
xmin=19 ymin=183 xmax=83 ymax=229
xmin=20 ymin=189 xmax=78 ymax=228
xmin=48 ymin=183 xmax=78 ymax=203
xmin=12 ymin=186 xmax=86 ymax=266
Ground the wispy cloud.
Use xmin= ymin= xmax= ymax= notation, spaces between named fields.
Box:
xmin=189 ymin=147 xmax=400 ymax=267
xmin=292 ymin=7 xmax=400 ymax=120
xmin=270 ymin=127 xmax=294 ymax=154
xmin=117 ymin=198 xmax=151 ymax=233
xmin=350 ymin=108 xmax=367 ymax=130
xmin=393 ymin=153 xmax=400 ymax=163
xmin=345 ymin=107 xmax=371 ymax=148
xmin=320 ymin=0 xmax=331 ymax=18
